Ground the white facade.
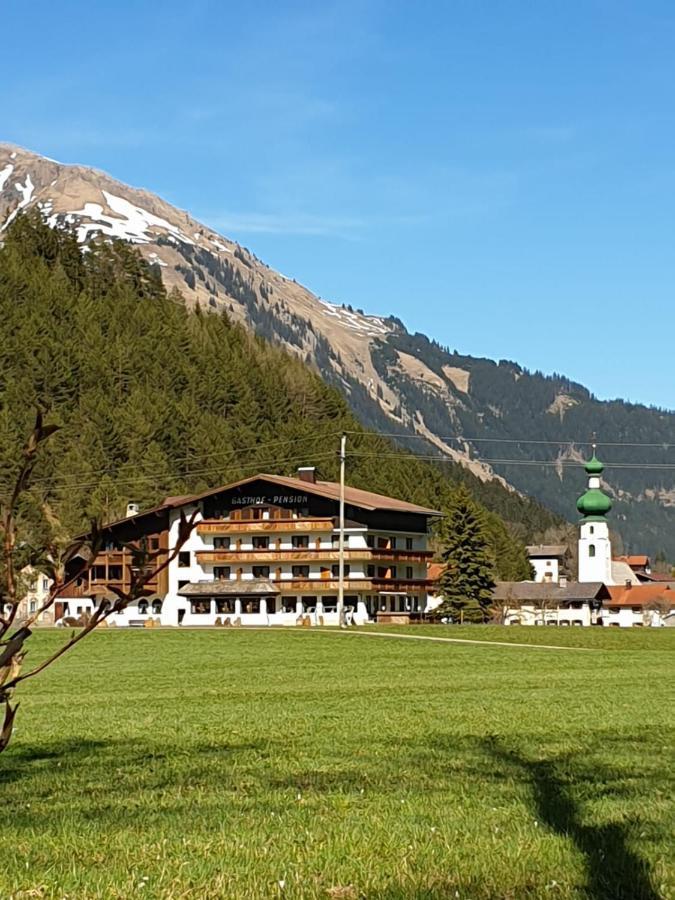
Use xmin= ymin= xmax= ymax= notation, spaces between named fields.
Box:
xmin=578 ymin=519 xmax=613 ymax=584
xmin=530 ymin=556 xmax=561 ymax=583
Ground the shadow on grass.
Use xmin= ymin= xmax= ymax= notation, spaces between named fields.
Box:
xmin=482 ymin=736 xmax=661 ymax=900
xmin=1 ymin=730 xmax=666 ymax=900
xmin=0 ymin=736 xmax=268 ymax=789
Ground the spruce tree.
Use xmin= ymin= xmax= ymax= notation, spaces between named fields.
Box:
xmin=434 ymin=486 xmax=496 ymax=623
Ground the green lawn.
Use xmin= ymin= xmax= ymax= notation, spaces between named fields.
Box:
xmin=1 ymin=627 xmax=673 ymax=899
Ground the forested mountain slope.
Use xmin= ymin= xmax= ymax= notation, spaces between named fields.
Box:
xmin=1 ymin=143 xmax=673 ymax=558
xmin=0 ymin=214 xmax=560 ymax=579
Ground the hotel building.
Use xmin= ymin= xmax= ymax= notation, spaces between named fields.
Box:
xmin=57 ymin=468 xmax=441 ymax=626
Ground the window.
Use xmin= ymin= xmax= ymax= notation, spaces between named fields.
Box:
xmin=152 ymin=599 xmax=162 ymax=615
xmin=367 ymin=565 xmax=375 ymax=577
xmin=301 ymin=596 xmax=316 ymax=612
xmin=252 ymin=566 xmax=270 ymax=578
xmin=138 ymin=600 xmax=149 ymax=615
xmin=589 ymin=545 xmax=596 ymax=558
xmin=215 ymin=598 xmax=236 ymax=614
xmin=292 ymin=535 xmax=310 ymax=549
xmin=190 ymin=599 xmax=210 ymax=615
xmin=214 ymin=566 xmax=231 ymax=580
xmin=406 ymin=566 xmax=413 ymax=580
xmin=241 ymin=598 xmax=261 ymax=614
xmin=29 ymin=600 xmax=37 ymax=614
xmin=589 ymin=525 xmax=595 ymax=534
xmin=149 ymin=537 xmax=160 ymax=550
xmin=214 ymin=537 xmax=230 ymax=550
xmin=108 ymin=565 xmax=123 ymax=580
xmin=252 ymin=536 xmax=269 ymax=549
xmin=41 ymin=577 xmax=49 ymax=591
xmin=292 ymin=565 xmax=310 ymax=578
xmin=366 ymin=535 xmax=374 ymax=548
xmin=406 ymin=538 xmax=413 ymax=551
xmin=390 ymin=537 xmax=397 ymax=549
xmin=282 ymin=596 xmax=297 ymax=613
xmin=178 ymin=551 xmax=191 ymax=567
xmin=331 ymin=564 xmax=351 ymax=577
xmin=267 ymin=597 xmax=277 ymax=614
xmin=92 ymin=565 xmax=106 ymax=581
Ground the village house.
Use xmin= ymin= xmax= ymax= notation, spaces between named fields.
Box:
xmin=55 ymin=467 xmax=440 ymax=627
xmin=495 ymin=449 xmax=674 ymax=627
xmin=525 ymin=544 xmax=569 ymax=583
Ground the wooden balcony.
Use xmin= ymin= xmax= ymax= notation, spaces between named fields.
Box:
xmin=195 ymin=549 xmax=432 ymax=564
xmin=197 ymin=518 xmax=334 ymax=535
xmin=372 ymin=579 xmax=433 ymax=592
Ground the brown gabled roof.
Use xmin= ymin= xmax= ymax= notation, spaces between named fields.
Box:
xmin=98 ymin=473 xmax=442 ymax=534
xmin=162 ymin=473 xmax=443 ymax=517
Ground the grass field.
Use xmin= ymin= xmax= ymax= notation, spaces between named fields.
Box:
xmin=1 ymin=626 xmax=673 ymax=899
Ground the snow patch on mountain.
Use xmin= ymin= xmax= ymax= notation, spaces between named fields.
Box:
xmin=318 ymin=299 xmax=390 ymax=337
xmin=69 ymin=191 xmax=196 ymax=246
xmin=0 ymin=165 xmax=13 ymax=192
xmin=2 ymin=173 xmax=35 ymax=230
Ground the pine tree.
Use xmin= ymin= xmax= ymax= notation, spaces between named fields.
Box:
xmin=434 ymin=486 xmax=496 ymax=623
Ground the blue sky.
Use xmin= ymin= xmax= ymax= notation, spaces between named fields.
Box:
xmin=2 ymin=0 xmax=674 ymax=409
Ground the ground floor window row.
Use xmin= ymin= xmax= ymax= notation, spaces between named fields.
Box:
xmin=184 ymin=594 xmax=424 ymax=616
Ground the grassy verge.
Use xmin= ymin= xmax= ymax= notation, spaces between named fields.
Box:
xmin=1 ymin=628 xmax=672 ymax=899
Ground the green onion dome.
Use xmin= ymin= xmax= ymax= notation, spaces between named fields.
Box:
xmin=585 ymin=454 xmax=604 ymax=476
xmin=577 ymin=488 xmax=612 ymax=518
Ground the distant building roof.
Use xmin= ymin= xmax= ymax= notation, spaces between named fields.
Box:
xmin=493 ymin=581 xmax=606 ymax=603
xmin=610 ymin=560 xmax=641 ymax=586
xmin=427 ymin=563 xmax=444 ymax=582
xmin=605 ymin=584 xmax=674 ymax=608
xmin=613 ymin=554 xmax=650 ymax=568
xmin=526 ymin=544 xmax=567 ymax=558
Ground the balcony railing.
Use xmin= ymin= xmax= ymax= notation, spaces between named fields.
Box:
xmin=195 ymin=549 xmax=432 ymax=564
xmin=197 ymin=518 xmax=334 ymax=535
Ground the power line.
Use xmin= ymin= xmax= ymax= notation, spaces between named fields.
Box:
xmin=30 ymin=449 xmax=340 ymax=493
xmin=343 ymin=430 xmax=674 ymax=449
xmin=347 ymin=451 xmax=675 ymax=470
xmin=30 ymin=434 xmax=341 ymax=489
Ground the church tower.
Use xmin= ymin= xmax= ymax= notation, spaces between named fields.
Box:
xmin=577 ymin=448 xmax=613 ymax=583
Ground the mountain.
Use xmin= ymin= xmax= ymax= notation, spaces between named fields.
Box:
xmin=0 ymin=212 xmax=554 ymax=582
xmin=1 ymin=143 xmax=674 ymax=559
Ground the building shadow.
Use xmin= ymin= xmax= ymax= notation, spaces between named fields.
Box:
xmin=482 ymin=736 xmax=661 ymax=900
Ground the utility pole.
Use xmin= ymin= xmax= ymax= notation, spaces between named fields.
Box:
xmin=337 ymin=433 xmax=346 ymax=627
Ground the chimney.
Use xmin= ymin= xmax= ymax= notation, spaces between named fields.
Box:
xmin=559 ymin=574 xmax=568 ymax=587
xmin=126 ymin=502 xmax=140 ymax=518
xmin=297 ymin=467 xmax=316 ymax=484
xmin=625 ymin=580 xmax=632 ymax=589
